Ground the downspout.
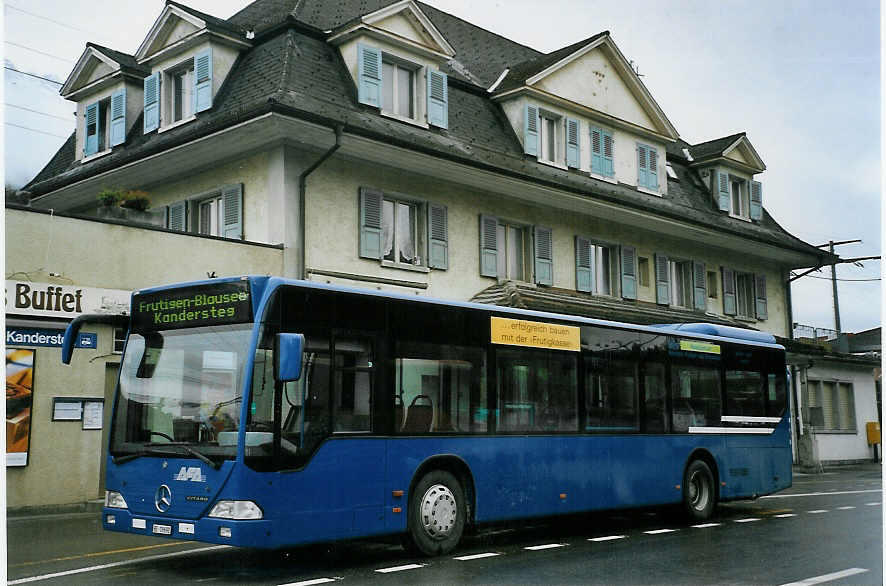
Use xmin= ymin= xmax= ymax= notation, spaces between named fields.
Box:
xmin=298 ymin=125 xmax=343 ymax=279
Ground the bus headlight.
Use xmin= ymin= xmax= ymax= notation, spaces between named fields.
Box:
xmin=208 ymin=500 xmax=263 ymax=520
xmin=105 ymin=490 xmax=128 ymax=509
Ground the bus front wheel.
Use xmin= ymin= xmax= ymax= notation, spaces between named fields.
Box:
xmin=683 ymin=459 xmax=716 ymax=521
xmin=405 ymin=470 xmax=466 ymax=556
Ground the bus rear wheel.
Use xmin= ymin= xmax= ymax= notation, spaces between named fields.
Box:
xmin=405 ymin=470 xmax=466 ymax=556
xmin=683 ymin=459 xmax=716 ymax=521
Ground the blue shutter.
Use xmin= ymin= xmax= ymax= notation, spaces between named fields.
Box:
xmin=654 ymin=253 xmax=669 ymax=305
xmin=534 ymin=226 xmax=553 ymax=286
xmin=637 ymin=144 xmax=648 ymax=188
xmin=357 ymin=44 xmax=382 ymax=108
xmin=693 ymin=261 xmax=706 ymax=311
xmin=755 ymin=274 xmax=768 ymax=320
xmin=167 ymin=201 xmax=187 ymax=231
xmin=427 ymin=203 xmax=448 ymax=269
xmin=575 ymin=236 xmax=592 ymax=293
xmin=84 ymin=102 xmax=99 ymax=156
xmin=427 ymin=69 xmax=448 ymax=129
xmin=109 ymin=89 xmax=126 ymax=147
xmin=479 ymin=215 xmax=498 ymax=277
xmin=524 ymin=104 xmax=538 ymax=156
xmin=621 ymin=245 xmax=637 ymax=300
xmin=194 ymin=48 xmax=213 ymax=113
xmin=566 ymin=118 xmax=580 ymax=168
xmin=602 ymin=130 xmax=614 ymax=177
xmin=648 ymin=147 xmax=658 ymax=189
xmin=590 ymin=127 xmax=603 ymax=174
xmin=143 ymin=72 xmax=160 ymax=133
xmin=222 ymin=184 xmax=243 ymax=240
xmin=722 ymin=267 xmax=736 ymax=316
xmin=359 ymin=187 xmax=383 ymax=259
xmin=717 ymin=170 xmax=730 ymax=211
xmin=749 ymin=180 xmax=763 ymax=220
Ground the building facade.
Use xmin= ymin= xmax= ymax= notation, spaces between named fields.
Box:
xmin=9 ymin=0 xmax=835 ymax=509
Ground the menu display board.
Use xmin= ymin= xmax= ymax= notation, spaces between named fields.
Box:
xmin=6 ymin=348 xmax=35 ymax=467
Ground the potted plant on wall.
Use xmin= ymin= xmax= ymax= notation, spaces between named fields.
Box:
xmin=96 ymin=188 xmax=124 ymax=219
xmin=96 ymin=189 xmax=153 ymax=224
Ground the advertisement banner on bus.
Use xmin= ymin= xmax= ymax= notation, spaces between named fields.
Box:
xmin=490 ymin=316 xmax=580 ymax=351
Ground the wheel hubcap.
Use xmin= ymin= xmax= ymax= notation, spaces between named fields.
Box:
xmin=420 ymin=484 xmax=457 ymax=540
xmin=689 ymin=470 xmax=709 ymax=511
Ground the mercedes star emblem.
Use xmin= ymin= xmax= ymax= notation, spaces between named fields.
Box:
xmin=155 ymin=484 xmax=172 ymax=513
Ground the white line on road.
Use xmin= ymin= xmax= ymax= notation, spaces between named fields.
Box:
xmin=734 ymin=518 xmax=761 ymax=523
xmin=836 ymin=506 xmax=856 ymax=510
xmin=866 ymin=502 xmax=881 ymax=506
xmin=773 ymin=513 xmax=797 ymax=518
xmin=375 ymin=564 xmax=425 ymax=573
xmin=7 ymin=545 xmax=229 ymax=584
xmin=691 ymin=523 xmax=721 ymax=528
xmin=643 ymin=529 xmax=677 ymax=535
xmin=807 ymin=510 xmax=829 ymax=514
xmin=279 ymin=579 xmax=338 ymax=586
xmin=588 ymin=535 xmax=627 ymax=541
xmin=761 ymin=489 xmax=881 ymax=499
xmin=524 ymin=543 xmax=567 ymax=551
xmin=453 ymin=552 xmax=501 ymax=561
xmin=777 ymin=567 xmax=869 ymax=586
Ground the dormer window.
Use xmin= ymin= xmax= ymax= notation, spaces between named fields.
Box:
xmin=143 ymin=48 xmax=212 ymax=133
xmin=715 ymin=170 xmax=762 ymax=221
xmin=382 ymin=59 xmax=415 ymax=119
xmin=730 ymin=178 xmax=748 ymax=219
xmin=538 ymin=112 xmax=560 ymax=164
xmin=170 ymin=63 xmax=194 ymax=122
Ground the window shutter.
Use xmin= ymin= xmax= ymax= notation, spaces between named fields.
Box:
xmin=524 ymin=104 xmax=538 ymax=156
xmin=754 ymin=273 xmax=768 ymax=320
xmin=621 ymin=245 xmax=637 ymax=300
xmin=722 ymin=267 xmax=737 ymax=315
xmin=575 ymin=236 xmax=592 ymax=293
xmin=693 ymin=261 xmax=707 ymax=311
xmin=749 ymin=180 xmax=763 ymax=220
xmin=143 ymin=72 xmax=160 ymax=133
xmin=654 ymin=253 xmax=669 ymax=305
xmin=479 ymin=215 xmax=498 ymax=277
xmin=109 ymin=89 xmax=126 ymax=147
xmin=84 ymin=102 xmax=99 ymax=156
xmin=602 ymin=130 xmax=614 ymax=176
xmin=637 ymin=144 xmax=648 ymax=188
xmin=590 ymin=127 xmax=603 ymax=175
xmin=427 ymin=69 xmax=448 ymax=129
xmin=357 ymin=43 xmax=382 ymax=108
xmin=221 ymin=183 xmax=243 ymax=240
xmin=427 ymin=203 xmax=448 ymax=269
xmin=194 ymin=48 xmax=213 ymax=113
xmin=566 ymin=118 xmax=580 ymax=168
xmin=534 ymin=226 xmax=553 ymax=286
xmin=167 ymin=201 xmax=187 ymax=231
xmin=359 ymin=187 xmax=383 ymax=259
xmin=648 ymin=148 xmax=658 ymax=189
xmin=717 ymin=170 xmax=730 ymax=211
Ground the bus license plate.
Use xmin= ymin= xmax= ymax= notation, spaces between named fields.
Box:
xmin=152 ymin=524 xmax=172 ymax=535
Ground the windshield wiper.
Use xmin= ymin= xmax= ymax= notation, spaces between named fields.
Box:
xmin=114 ymin=443 xmax=221 ymax=469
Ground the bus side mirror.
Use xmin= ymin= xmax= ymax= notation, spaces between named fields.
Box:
xmin=274 ymin=333 xmax=305 ymax=382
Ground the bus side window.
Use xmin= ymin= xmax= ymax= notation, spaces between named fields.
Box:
xmin=671 ymin=364 xmax=720 ymax=431
xmin=642 ymin=362 xmax=667 ymax=433
xmin=333 ymin=337 xmax=373 ymax=433
xmin=725 ymin=370 xmax=765 ymax=417
xmin=496 ymin=348 xmax=577 ymax=433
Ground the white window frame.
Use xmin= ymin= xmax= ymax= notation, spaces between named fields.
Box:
xmin=381 ymin=55 xmax=420 ymax=123
xmin=729 ymin=175 xmax=751 ymax=221
xmin=197 ymin=193 xmax=225 ymax=237
xmin=590 ymin=240 xmax=619 ymax=296
xmin=497 ymin=220 xmax=530 ymax=282
xmin=537 ymin=110 xmax=562 ymax=166
xmin=668 ymin=258 xmax=693 ymax=309
xmin=112 ymin=327 xmax=126 ymax=354
xmin=381 ymin=195 xmax=424 ymax=269
xmin=159 ymin=58 xmax=196 ymax=131
xmin=734 ymin=270 xmax=756 ymax=319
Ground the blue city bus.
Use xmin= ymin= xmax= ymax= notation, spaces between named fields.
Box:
xmin=63 ymin=276 xmax=791 ymax=555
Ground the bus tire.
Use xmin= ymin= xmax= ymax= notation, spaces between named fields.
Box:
xmin=683 ymin=459 xmax=716 ymax=521
xmin=405 ymin=470 xmax=466 ymax=556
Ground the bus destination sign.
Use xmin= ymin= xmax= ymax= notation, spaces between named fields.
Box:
xmin=132 ymin=281 xmax=252 ymax=332
xmin=490 ymin=316 xmax=580 ymax=352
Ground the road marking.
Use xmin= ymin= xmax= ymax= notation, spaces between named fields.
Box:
xmin=734 ymin=518 xmax=761 ymax=523
xmin=807 ymin=510 xmax=828 ymax=514
xmin=774 ymin=513 xmax=797 ymax=518
xmin=643 ymin=529 xmax=677 ymax=534
xmin=8 ymin=542 xmax=189 ymax=568
xmin=691 ymin=523 xmax=721 ymax=528
xmin=279 ymin=579 xmax=337 ymax=586
xmin=7 ymin=546 xmax=229 ymax=584
xmin=375 ymin=564 xmax=425 ymax=573
xmin=777 ymin=567 xmax=868 ymax=586
xmin=454 ymin=553 xmax=501 ymax=561
xmin=865 ymin=501 xmax=881 ymax=506
xmin=836 ymin=506 xmax=856 ymax=510
xmin=524 ymin=543 xmax=567 ymax=551
xmin=588 ymin=535 xmax=627 ymax=542
xmin=761 ymin=489 xmax=881 ymax=499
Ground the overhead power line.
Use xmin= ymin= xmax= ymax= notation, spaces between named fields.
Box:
xmin=4 ymin=66 xmax=63 ymax=85
xmin=4 ymin=3 xmax=104 ymax=38
xmin=6 ymin=103 xmax=72 ymax=122
xmin=5 ymin=122 xmax=70 ymax=139
xmin=5 ymin=41 xmax=75 ymax=64
xmin=801 ymin=274 xmax=881 ymax=282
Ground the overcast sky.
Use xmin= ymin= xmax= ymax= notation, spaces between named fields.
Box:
xmin=2 ymin=0 xmax=881 ymax=333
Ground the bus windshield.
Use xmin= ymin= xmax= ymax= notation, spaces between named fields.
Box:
xmin=111 ymin=324 xmax=253 ymax=459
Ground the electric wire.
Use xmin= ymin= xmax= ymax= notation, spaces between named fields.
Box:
xmin=799 ymin=275 xmax=881 ymax=282
xmin=6 ymin=103 xmax=72 ymax=122
xmin=4 ymin=3 xmax=106 ymax=38
xmin=5 ymin=122 xmax=70 ymax=139
xmin=5 ymin=66 xmax=63 ymax=85
xmin=5 ymin=41 xmax=75 ymax=64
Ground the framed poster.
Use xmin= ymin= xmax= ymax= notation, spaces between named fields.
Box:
xmin=6 ymin=348 xmax=35 ymax=467
xmin=82 ymin=400 xmax=104 ymax=430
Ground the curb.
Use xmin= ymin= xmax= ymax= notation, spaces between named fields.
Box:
xmin=7 ymin=498 xmax=104 ymax=519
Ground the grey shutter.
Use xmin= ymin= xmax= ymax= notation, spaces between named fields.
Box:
xmin=427 ymin=203 xmax=448 ymax=269
xmin=109 ymin=88 xmax=126 ymax=147
xmin=357 ymin=44 xmax=382 ymax=107
xmin=222 ymin=184 xmax=243 ymax=240
xmin=749 ymin=180 xmax=763 ymax=220
xmin=84 ymin=102 xmax=99 ymax=155
xmin=143 ymin=72 xmax=160 ymax=133
xmin=621 ymin=245 xmax=637 ymax=300
xmin=575 ymin=236 xmax=592 ymax=293
xmin=534 ymin=226 xmax=553 ymax=286
xmin=194 ymin=48 xmax=213 ymax=113
xmin=566 ymin=117 xmax=580 ymax=168
xmin=654 ymin=253 xmax=670 ymax=305
xmin=479 ymin=215 xmax=498 ymax=277
xmin=722 ymin=267 xmax=737 ymax=315
xmin=717 ymin=170 xmax=730 ymax=211
xmin=524 ymin=104 xmax=538 ymax=156
xmin=648 ymin=148 xmax=658 ymax=189
xmin=427 ymin=69 xmax=448 ymax=129
xmin=167 ymin=201 xmax=187 ymax=231
xmin=637 ymin=144 xmax=648 ymax=188
xmin=359 ymin=187 xmax=383 ymax=259
xmin=755 ymin=274 xmax=768 ymax=320
xmin=692 ymin=261 xmax=706 ymax=311
xmin=590 ymin=127 xmax=603 ymax=174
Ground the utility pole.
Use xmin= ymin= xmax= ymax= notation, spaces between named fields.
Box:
xmin=829 ymin=241 xmax=840 ymax=333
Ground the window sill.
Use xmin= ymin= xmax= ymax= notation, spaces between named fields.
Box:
xmin=380 ymin=111 xmax=429 ymax=129
xmin=538 ymin=159 xmax=568 ymax=171
xmin=729 ymin=213 xmax=752 ymax=223
xmin=81 ymin=149 xmax=112 ymax=164
xmin=158 ymin=115 xmax=197 ymax=134
xmin=381 ymin=260 xmax=429 ymax=274
xmin=636 ymin=185 xmax=661 ymax=197
xmin=734 ymin=315 xmax=757 ymax=323
xmin=590 ymin=173 xmax=617 ymax=184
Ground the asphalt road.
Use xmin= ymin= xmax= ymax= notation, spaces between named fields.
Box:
xmin=6 ymin=465 xmax=882 ymax=585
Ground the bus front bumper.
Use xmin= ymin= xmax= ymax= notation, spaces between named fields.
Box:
xmin=102 ymin=507 xmax=272 ymax=547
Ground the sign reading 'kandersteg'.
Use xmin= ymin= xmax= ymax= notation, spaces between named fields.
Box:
xmin=131 ymin=281 xmax=252 ymax=332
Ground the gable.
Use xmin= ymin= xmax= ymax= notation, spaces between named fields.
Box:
xmin=143 ymin=17 xmax=201 ymax=57
xmin=725 ymin=146 xmax=750 ymax=165
xmin=72 ymin=58 xmax=115 ymax=91
xmin=373 ymin=13 xmax=436 ymax=47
